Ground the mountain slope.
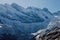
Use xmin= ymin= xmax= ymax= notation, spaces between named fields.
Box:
xmin=32 ymin=17 xmax=60 ymax=40
xmin=0 ymin=3 xmax=54 ymax=33
xmin=0 ymin=3 xmax=56 ymax=40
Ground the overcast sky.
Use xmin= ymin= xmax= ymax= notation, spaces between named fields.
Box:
xmin=0 ymin=0 xmax=60 ymax=12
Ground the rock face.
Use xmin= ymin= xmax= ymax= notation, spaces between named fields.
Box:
xmin=32 ymin=17 xmax=60 ymax=40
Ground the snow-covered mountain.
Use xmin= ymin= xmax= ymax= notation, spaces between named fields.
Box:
xmin=0 ymin=3 xmax=57 ymax=40
xmin=32 ymin=17 xmax=60 ymax=40
xmin=0 ymin=3 xmax=54 ymax=33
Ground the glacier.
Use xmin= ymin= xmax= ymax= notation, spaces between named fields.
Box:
xmin=0 ymin=3 xmax=59 ymax=40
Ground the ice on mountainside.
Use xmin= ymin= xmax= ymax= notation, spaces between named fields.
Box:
xmin=0 ymin=3 xmax=54 ymax=33
xmin=0 ymin=3 xmax=60 ymax=40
